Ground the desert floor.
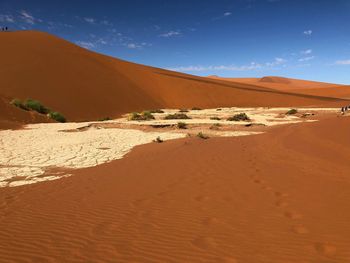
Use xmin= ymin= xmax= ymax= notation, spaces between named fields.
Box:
xmin=0 ymin=107 xmax=349 ymax=262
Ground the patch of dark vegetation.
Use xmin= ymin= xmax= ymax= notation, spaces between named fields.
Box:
xmin=197 ymin=132 xmax=209 ymax=139
xmin=11 ymin=98 xmax=67 ymax=123
xmin=150 ymin=124 xmax=172 ymax=128
xmin=48 ymin=112 xmax=66 ymax=123
xmin=177 ymin=122 xmax=187 ymax=129
xmin=209 ymin=123 xmax=221 ymax=130
xmin=164 ymin=113 xmax=191 ymax=120
xmin=98 ymin=117 xmax=112 ymax=121
xmin=149 ymin=109 xmax=165 ymax=113
xmin=179 ymin=109 xmax=189 ymax=113
xmin=216 ymin=108 xmax=222 ymax=111
xmin=245 ymin=123 xmax=266 ymax=127
xmin=153 ymin=136 xmax=164 ymax=143
xmin=227 ymin=113 xmax=250 ymax=122
xmin=128 ymin=111 xmax=155 ymax=121
xmin=191 ymin=107 xmax=202 ymax=110
xmin=286 ymin=109 xmax=298 ymax=115
xmin=210 ymin=116 xmax=221 ymax=120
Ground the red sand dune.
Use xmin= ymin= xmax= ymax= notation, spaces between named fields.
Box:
xmin=0 ymin=115 xmax=350 ymax=262
xmin=0 ymin=31 xmax=347 ymax=129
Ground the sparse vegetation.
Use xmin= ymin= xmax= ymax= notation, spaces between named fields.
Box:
xmin=191 ymin=107 xmax=202 ymax=110
xmin=128 ymin=111 xmax=155 ymax=121
xmin=179 ymin=109 xmax=189 ymax=113
xmin=153 ymin=136 xmax=163 ymax=143
xmin=149 ymin=109 xmax=164 ymax=114
xmin=286 ymin=109 xmax=298 ymax=115
xmin=10 ymin=99 xmax=28 ymax=111
xmin=216 ymin=108 xmax=222 ymax=111
xmin=197 ymin=132 xmax=209 ymax=139
xmin=48 ymin=112 xmax=66 ymax=123
xmin=210 ymin=116 xmax=221 ymax=120
xmin=24 ymin=99 xmax=50 ymax=114
xmin=98 ymin=117 xmax=112 ymax=121
xmin=227 ymin=113 xmax=250 ymax=122
xmin=210 ymin=123 xmax=221 ymax=130
xmin=164 ymin=113 xmax=191 ymax=120
xmin=177 ymin=122 xmax=187 ymax=129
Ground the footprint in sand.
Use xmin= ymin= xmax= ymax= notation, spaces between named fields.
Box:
xmin=191 ymin=236 xmax=217 ymax=250
xmin=292 ymin=225 xmax=309 ymax=234
xmin=314 ymin=242 xmax=337 ymax=257
xmin=284 ymin=211 xmax=303 ymax=220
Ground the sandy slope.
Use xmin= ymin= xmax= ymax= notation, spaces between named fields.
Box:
xmin=0 ymin=31 xmax=347 ymax=129
xmin=0 ymin=116 xmax=349 ymax=262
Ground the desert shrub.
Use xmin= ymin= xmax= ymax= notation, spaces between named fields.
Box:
xmin=24 ymin=99 xmax=49 ymax=114
xmin=164 ymin=113 xmax=191 ymax=120
xmin=216 ymin=108 xmax=222 ymax=111
xmin=179 ymin=109 xmax=189 ymax=113
xmin=98 ymin=117 xmax=112 ymax=121
xmin=227 ymin=113 xmax=250 ymax=121
xmin=286 ymin=109 xmax=298 ymax=115
xmin=10 ymin=99 xmax=28 ymax=110
xmin=150 ymin=109 xmax=164 ymax=113
xmin=177 ymin=122 xmax=187 ymax=129
xmin=197 ymin=132 xmax=209 ymax=139
xmin=210 ymin=123 xmax=221 ymax=130
xmin=48 ymin=111 xmax=66 ymax=123
xmin=210 ymin=116 xmax=221 ymax=120
xmin=128 ymin=111 xmax=155 ymax=121
xmin=153 ymin=136 xmax=163 ymax=143
xmin=191 ymin=107 xmax=202 ymax=110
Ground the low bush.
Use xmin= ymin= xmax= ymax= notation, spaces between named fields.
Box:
xmin=177 ymin=122 xmax=187 ymax=129
xmin=227 ymin=113 xmax=250 ymax=121
xmin=197 ymin=132 xmax=209 ymax=139
xmin=153 ymin=136 xmax=163 ymax=143
xmin=210 ymin=123 xmax=221 ymax=130
xmin=98 ymin=117 xmax=112 ymax=121
xmin=150 ymin=109 xmax=164 ymax=113
xmin=48 ymin=111 xmax=66 ymax=123
xmin=24 ymin=99 xmax=49 ymax=114
xmin=164 ymin=113 xmax=191 ymax=120
xmin=286 ymin=109 xmax=298 ymax=115
xmin=128 ymin=111 xmax=155 ymax=121
xmin=191 ymin=107 xmax=202 ymax=110
xmin=10 ymin=99 xmax=28 ymax=111
xmin=210 ymin=116 xmax=221 ymax=120
xmin=179 ymin=109 xmax=189 ymax=113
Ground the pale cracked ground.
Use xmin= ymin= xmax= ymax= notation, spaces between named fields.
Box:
xmin=0 ymin=107 xmax=339 ymax=188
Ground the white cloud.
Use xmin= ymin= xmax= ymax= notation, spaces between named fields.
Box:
xmin=126 ymin=43 xmax=141 ymax=49
xmin=224 ymin=12 xmax=232 ymax=16
xmin=303 ymin=30 xmax=313 ymax=36
xmin=76 ymin=41 xmax=95 ymax=50
xmin=0 ymin=14 xmax=15 ymax=23
xmin=298 ymin=56 xmax=315 ymax=62
xmin=335 ymin=60 xmax=350 ymax=65
xmin=19 ymin=10 xmax=40 ymax=25
xmin=159 ymin=30 xmax=181 ymax=38
xmin=84 ymin=17 xmax=95 ymax=24
xmin=301 ymin=49 xmax=312 ymax=55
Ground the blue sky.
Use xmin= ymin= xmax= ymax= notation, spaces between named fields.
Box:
xmin=1 ymin=0 xmax=350 ymax=84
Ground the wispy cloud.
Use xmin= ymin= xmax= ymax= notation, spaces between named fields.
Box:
xmin=76 ymin=41 xmax=96 ymax=50
xmin=159 ymin=30 xmax=181 ymax=38
xmin=19 ymin=10 xmax=41 ymax=25
xmin=303 ymin=30 xmax=313 ymax=36
xmin=0 ymin=14 xmax=15 ymax=23
xmin=298 ymin=56 xmax=315 ymax=62
xmin=84 ymin=17 xmax=95 ymax=24
xmin=223 ymin=12 xmax=232 ymax=17
xmin=168 ymin=58 xmax=287 ymax=72
xmin=213 ymin=12 xmax=233 ymax=20
xmin=301 ymin=49 xmax=312 ymax=55
xmin=335 ymin=59 xmax=350 ymax=65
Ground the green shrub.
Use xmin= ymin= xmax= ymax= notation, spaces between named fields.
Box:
xmin=48 ymin=111 xmax=66 ymax=123
xmin=286 ymin=109 xmax=298 ymax=115
xmin=128 ymin=111 xmax=155 ymax=121
xmin=149 ymin=109 xmax=164 ymax=113
xmin=197 ymin=132 xmax=209 ymax=139
xmin=10 ymin=99 xmax=29 ymax=111
xmin=210 ymin=116 xmax=221 ymax=120
xmin=191 ymin=107 xmax=202 ymax=110
xmin=24 ymin=99 xmax=49 ymax=114
xmin=164 ymin=113 xmax=191 ymax=120
xmin=177 ymin=122 xmax=187 ymax=129
xmin=153 ymin=136 xmax=163 ymax=143
xmin=98 ymin=117 xmax=112 ymax=121
xmin=227 ymin=113 xmax=250 ymax=121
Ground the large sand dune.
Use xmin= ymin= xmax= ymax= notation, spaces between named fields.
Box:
xmin=0 ymin=115 xmax=349 ymax=262
xmin=0 ymin=31 xmax=347 ymax=128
